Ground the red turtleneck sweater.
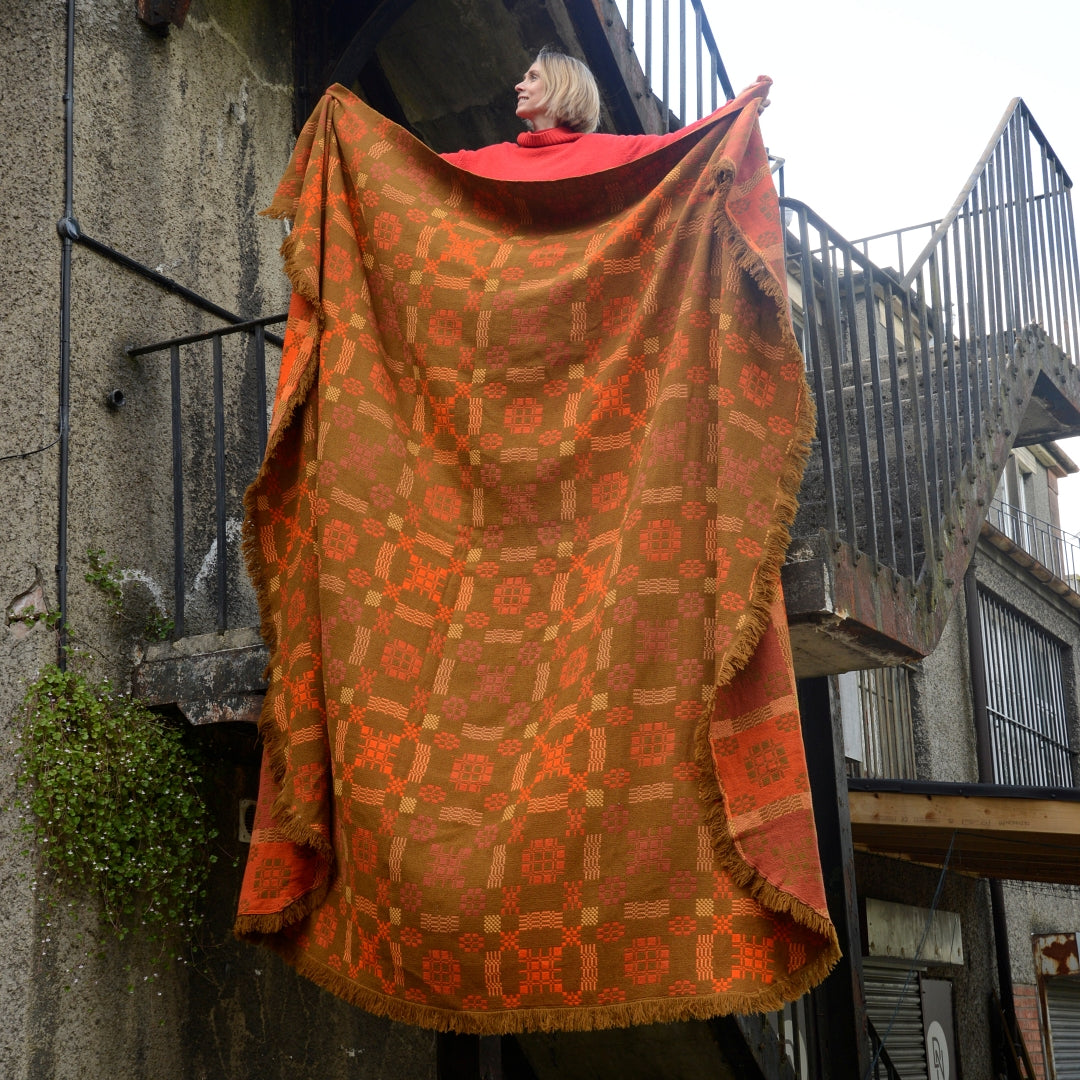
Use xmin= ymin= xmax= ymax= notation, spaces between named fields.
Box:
xmin=440 ymin=123 xmax=707 ymax=181
xmin=439 ymin=80 xmax=769 ymax=181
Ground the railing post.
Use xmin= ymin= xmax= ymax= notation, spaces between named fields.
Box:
xmin=820 ymin=234 xmax=858 ymax=545
xmin=841 ymin=247 xmax=878 ymax=564
xmin=898 ymin=286 xmax=937 ymax=573
xmin=170 ymin=342 xmax=185 ymax=639
xmin=862 ymin=276 xmax=896 ymax=569
xmin=212 ymin=333 xmax=228 ymax=632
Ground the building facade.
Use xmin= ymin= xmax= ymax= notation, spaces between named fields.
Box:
xmin=3 ymin=2 xmax=1080 ymax=1078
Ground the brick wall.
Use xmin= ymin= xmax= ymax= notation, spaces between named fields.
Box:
xmin=1014 ymin=982 xmax=1047 ymax=1080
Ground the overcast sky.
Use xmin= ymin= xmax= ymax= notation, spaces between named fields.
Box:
xmin=688 ymin=0 xmax=1080 ymax=531
xmin=703 ymin=0 xmax=1079 ymax=244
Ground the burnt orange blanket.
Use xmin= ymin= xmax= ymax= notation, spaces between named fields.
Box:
xmin=236 ymin=82 xmax=838 ymax=1032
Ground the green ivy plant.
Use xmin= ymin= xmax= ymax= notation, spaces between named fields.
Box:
xmin=85 ymin=547 xmax=174 ymax=641
xmin=14 ymin=662 xmax=217 ymax=940
xmin=85 ymin=547 xmax=124 ymax=618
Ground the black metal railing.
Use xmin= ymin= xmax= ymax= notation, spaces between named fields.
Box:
xmin=783 ymin=98 xmax=1079 ymax=590
xmin=610 ymin=0 xmax=734 ymax=129
xmin=128 ymin=313 xmax=286 ymax=639
xmin=848 ymin=218 xmax=942 ymax=280
xmin=784 ymin=201 xmax=925 ymax=578
xmin=767 ymin=992 xmax=819 ymax=1079
xmin=903 ymin=100 xmax=1080 ymax=365
xmin=993 ymin=992 xmax=1038 ymax=1080
xmin=985 ymin=498 xmax=1080 ymax=587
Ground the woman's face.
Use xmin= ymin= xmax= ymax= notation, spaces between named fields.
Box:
xmin=515 ymin=62 xmax=556 ymax=131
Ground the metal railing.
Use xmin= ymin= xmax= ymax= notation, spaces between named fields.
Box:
xmin=867 ymin=1019 xmax=908 ymax=1080
xmin=764 ymin=994 xmax=904 ymax=1078
xmin=128 ymin=313 xmax=286 ymax=639
xmin=784 ymin=98 xmax=1080 ymax=587
xmin=848 ymin=218 xmax=942 ymax=280
xmin=903 ymin=100 xmax=1080 ymax=364
xmin=985 ymin=498 xmax=1080 ymax=588
xmin=609 ymin=0 xmax=734 ymax=130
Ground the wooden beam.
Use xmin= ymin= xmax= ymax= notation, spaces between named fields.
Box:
xmin=848 ymin=789 xmax=1080 ymax=884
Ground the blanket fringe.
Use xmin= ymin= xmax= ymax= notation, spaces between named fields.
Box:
xmin=248 ymin=938 xmax=840 ymax=1035
xmin=686 ymin=154 xmax=837 ymax=973
xmin=706 ymin=158 xmax=816 ymax=693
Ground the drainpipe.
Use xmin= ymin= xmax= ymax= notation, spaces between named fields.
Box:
xmin=56 ymin=0 xmax=76 ymax=667
xmin=964 ymin=563 xmax=1014 ymax=1019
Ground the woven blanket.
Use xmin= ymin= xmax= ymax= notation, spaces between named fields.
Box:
xmin=235 ymin=83 xmax=839 ymax=1033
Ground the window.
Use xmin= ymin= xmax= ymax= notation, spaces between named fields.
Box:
xmin=841 ymin=666 xmax=917 ymax=780
xmin=978 ymin=588 xmax=1073 ymax=787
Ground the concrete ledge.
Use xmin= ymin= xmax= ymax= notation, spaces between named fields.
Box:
xmin=133 ymin=627 xmax=268 ymax=726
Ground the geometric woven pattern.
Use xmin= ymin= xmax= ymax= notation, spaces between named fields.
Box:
xmin=235 ymin=82 xmax=839 ymax=1033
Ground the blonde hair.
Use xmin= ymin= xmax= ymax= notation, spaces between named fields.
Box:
xmin=534 ymin=47 xmax=600 ymax=134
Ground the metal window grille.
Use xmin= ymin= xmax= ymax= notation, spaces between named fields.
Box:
xmin=978 ymin=588 xmax=1073 ymax=787
xmin=858 ymin=666 xmax=918 ymax=781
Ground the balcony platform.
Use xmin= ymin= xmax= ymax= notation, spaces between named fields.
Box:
xmin=848 ymin=777 xmax=1080 ymax=885
xmin=132 ymin=627 xmax=268 ymax=726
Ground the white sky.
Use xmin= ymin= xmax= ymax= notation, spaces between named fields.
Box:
xmin=696 ymin=0 xmax=1080 ymax=533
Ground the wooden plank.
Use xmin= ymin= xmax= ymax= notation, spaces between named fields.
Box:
xmin=848 ymin=790 xmax=1080 ymax=884
xmin=849 ymin=790 xmax=1080 ymax=835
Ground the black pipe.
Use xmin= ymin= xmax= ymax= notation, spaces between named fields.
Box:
xmin=965 ymin=564 xmax=996 ymax=783
xmin=964 ymin=564 xmax=1015 ymax=1019
xmin=56 ymin=0 xmax=76 ymax=667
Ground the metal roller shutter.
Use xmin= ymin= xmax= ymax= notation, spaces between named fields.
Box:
xmin=1047 ymin=977 xmax=1080 ymax=1078
xmin=863 ymin=961 xmax=929 ymax=1080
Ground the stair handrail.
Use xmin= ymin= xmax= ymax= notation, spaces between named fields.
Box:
xmin=781 ymin=195 xmax=940 ymax=581
xmin=865 ymin=1017 xmax=905 ymax=1080
xmin=992 ymin=991 xmax=1037 ymax=1080
xmin=901 ymin=98 xmax=1080 ymax=363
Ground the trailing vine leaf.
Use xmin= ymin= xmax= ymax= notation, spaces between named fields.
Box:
xmin=85 ymin=548 xmax=124 ymax=618
xmin=14 ymin=663 xmax=217 ymax=941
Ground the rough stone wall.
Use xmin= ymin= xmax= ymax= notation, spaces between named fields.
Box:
xmin=0 ymin=3 xmax=436 ymax=1077
xmin=910 ymin=581 xmax=978 ymax=783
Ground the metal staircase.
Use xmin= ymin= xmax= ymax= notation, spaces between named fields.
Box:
xmin=780 ymin=98 xmax=1080 ymax=676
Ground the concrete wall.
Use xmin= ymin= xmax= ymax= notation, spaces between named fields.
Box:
xmin=911 ymin=581 xmax=978 ymax=784
xmin=0 ymin=3 xmax=436 ymax=1076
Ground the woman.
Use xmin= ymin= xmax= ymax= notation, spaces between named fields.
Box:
xmin=441 ymin=47 xmax=768 ymax=181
